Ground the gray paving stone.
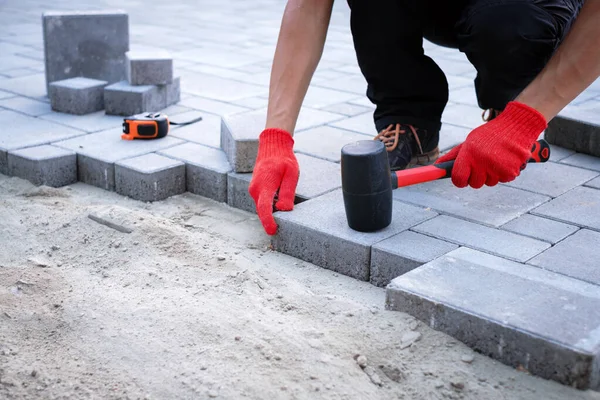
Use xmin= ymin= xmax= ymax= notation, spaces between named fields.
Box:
xmin=180 ymin=71 xmax=267 ymax=102
xmin=321 ymin=102 xmax=372 ymax=117
xmin=163 ymin=76 xmax=181 ymax=106
xmin=0 ymin=67 xmax=43 ymax=79
xmin=169 ymin=112 xmax=221 ymax=148
xmin=438 ymin=124 xmax=470 ymax=153
xmin=220 ymin=111 xmax=262 ymax=173
xmin=505 ymin=161 xmax=599 ymax=198
xmin=179 ymin=95 xmax=250 ymax=116
xmin=385 ymin=247 xmax=600 ymax=390
xmin=501 ymin=214 xmax=578 ymax=245
xmin=370 ymin=231 xmax=458 ymax=287
xmin=226 ymin=153 xmax=341 ymax=212
xmin=0 ymin=90 xmax=14 ymax=100
xmin=40 ymin=110 xmax=124 ymax=133
xmin=560 ymin=152 xmax=600 ymax=172
xmin=549 ymin=144 xmax=575 ymax=162
xmin=48 ymin=77 xmax=108 ymax=115
xmin=412 ymin=214 xmax=550 ymax=262
xmin=53 ymin=128 xmax=183 ymax=190
xmin=272 ymin=189 xmax=437 ymax=281
xmin=104 ymin=79 xmax=180 ymax=116
xmin=545 ymin=109 xmax=600 ymax=157
xmin=7 ymin=145 xmax=76 ymax=187
xmin=301 ymin=85 xmax=360 ymax=108
xmin=126 ymin=50 xmax=173 ymax=85
xmin=42 ymin=10 xmax=129 ymax=92
xmin=393 ymin=179 xmax=549 ymax=227
xmin=0 ymin=109 xmax=85 ymax=175
xmin=0 ymin=96 xmax=52 ymax=116
xmin=0 ymin=54 xmax=41 ymax=72
xmin=441 ymin=103 xmax=485 ymax=130
xmin=115 ymin=153 xmax=185 ymax=202
xmin=0 ymin=73 xmax=47 ymax=98
xmin=158 ymin=142 xmax=231 ymax=203
xmin=532 ymin=186 xmax=600 ymax=231
xmin=529 ymin=229 xmax=600 ymax=285
xmin=329 ymin=112 xmax=374 ymax=135
xmin=313 ymin=75 xmax=367 ymax=95
xmin=293 ymin=125 xmax=372 ymax=162
xmin=584 ymin=176 xmax=600 ymax=190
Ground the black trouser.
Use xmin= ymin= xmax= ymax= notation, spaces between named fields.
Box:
xmin=347 ymin=0 xmax=584 ymax=139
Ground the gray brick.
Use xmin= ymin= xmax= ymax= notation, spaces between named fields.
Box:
xmin=157 ymin=142 xmax=231 ymax=203
xmin=370 ymin=231 xmax=458 ymax=287
xmin=412 ymin=215 xmax=550 ymax=262
xmin=501 ymin=214 xmax=578 ymax=245
xmin=545 ymin=110 xmax=600 ymax=157
xmin=40 ymin=110 xmax=124 ymax=133
xmin=0 ymin=90 xmax=14 ymax=100
xmin=220 ymin=111 xmax=263 ymax=173
xmin=321 ymin=102 xmax=372 ymax=117
xmin=312 ymin=75 xmax=367 ymax=95
xmin=385 ymin=247 xmax=600 ymax=390
xmin=0 ymin=109 xmax=85 ymax=175
xmin=505 ymin=161 xmax=599 ymax=198
xmin=585 ymin=176 xmax=600 ymax=190
xmin=329 ymin=112 xmax=374 ymax=135
xmin=0 ymin=96 xmax=52 ymax=116
xmin=53 ymin=128 xmax=183 ymax=190
xmin=179 ymin=96 xmax=249 ymax=116
xmin=180 ymin=71 xmax=266 ymax=102
xmin=438 ymin=124 xmax=470 ymax=153
xmin=560 ymin=152 xmax=600 ymax=172
xmin=0 ymin=74 xmax=47 ymax=99
xmin=529 ymin=229 xmax=600 ymax=285
xmin=441 ymin=103 xmax=485 ymax=130
xmin=126 ymin=50 xmax=173 ymax=85
xmin=293 ymin=125 xmax=371 ymax=163
xmin=115 ymin=153 xmax=185 ymax=202
xmin=548 ymin=144 xmax=575 ymax=162
xmin=301 ymin=85 xmax=360 ymax=108
xmin=7 ymin=145 xmax=76 ymax=187
xmin=393 ymin=180 xmax=549 ymax=227
xmin=48 ymin=77 xmax=108 ymax=115
xmin=169 ymin=113 xmax=221 ymax=149
xmin=532 ymin=186 xmax=600 ymax=231
xmin=42 ymin=10 xmax=129 ymax=92
xmin=225 ymin=153 xmax=341 ymax=212
xmin=162 ymin=76 xmax=180 ymax=106
xmin=103 ymin=81 xmax=164 ymax=116
xmin=271 ymin=189 xmax=437 ymax=281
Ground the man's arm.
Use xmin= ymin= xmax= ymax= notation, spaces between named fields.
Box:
xmin=265 ymin=0 xmax=335 ymax=133
xmin=516 ymin=0 xmax=600 ymax=120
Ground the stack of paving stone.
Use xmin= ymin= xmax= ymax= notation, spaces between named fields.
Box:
xmin=42 ymin=10 xmax=180 ymax=116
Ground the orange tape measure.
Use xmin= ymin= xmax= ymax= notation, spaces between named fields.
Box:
xmin=121 ymin=112 xmax=203 ymax=140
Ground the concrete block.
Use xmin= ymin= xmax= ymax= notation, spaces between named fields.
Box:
xmin=115 ymin=153 xmax=185 ymax=202
xmin=532 ymin=186 xmax=600 ymax=231
xmin=225 ymin=153 xmax=341 ymax=212
xmin=0 ymin=96 xmax=52 ymax=117
xmin=42 ymin=10 xmax=129 ymax=93
xmin=52 ymin=128 xmax=183 ymax=190
xmin=169 ymin=112 xmax=221 ymax=149
xmin=392 ymin=179 xmax=549 ymax=227
xmin=157 ymin=142 xmax=231 ymax=203
xmin=271 ymin=189 xmax=437 ymax=281
xmin=504 ymin=161 xmax=599 ymax=198
xmin=0 ymin=109 xmax=85 ymax=175
xmin=103 ymin=81 xmax=164 ymax=116
xmin=545 ymin=110 xmax=600 ymax=157
xmin=162 ymin=76 xmax=180 ymax=106
xmin=7 ymin=145 xmax=76 ymax=187
xmin=529 ymin=229 xmax=600 ymax=285
xmin=370 ymin=231 xmax=458 ymax=287
xmin=386 ymin=247 xmax=600 ymax=390
xmin=220 ymin=111 xmax=264 ymax=172
xmin=126 ymin=50 xmax=173 ymax=85
xmin=412 ymin=215 xmax=550 ymax=262
xmin=48 ymin=77 xmax=108 ymax=115
xmin=501 ymin=214 xmax=578 ymax=245
xmin=560 ymin=152 xmax=600 ymax=172
xmin=293 ymin=125 xmax=372 ymax=163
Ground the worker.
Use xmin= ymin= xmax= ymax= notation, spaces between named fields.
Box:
xmin=248 ymin=0 xmax=600 ymax=235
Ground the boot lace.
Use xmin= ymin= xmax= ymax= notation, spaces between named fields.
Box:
xmin=374 ymin=123 xmax=424 ymax=155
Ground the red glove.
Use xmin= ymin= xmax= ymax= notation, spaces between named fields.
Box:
xmin=436 ymin=101 xmax=547 ymax=188
xmin=248 ymin=128 xmax=299 ymax=235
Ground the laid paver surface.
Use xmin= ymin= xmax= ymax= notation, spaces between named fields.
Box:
xmin=1 ymin=0 xmax=600 ymax=391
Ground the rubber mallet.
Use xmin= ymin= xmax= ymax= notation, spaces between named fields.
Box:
xmin=340 ymin=139 xmax=550 ymax=232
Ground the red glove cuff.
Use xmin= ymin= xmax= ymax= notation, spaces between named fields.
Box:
xmin=257 ymin=128 xmax=294 ymax=158
xmin=498 ymin=101 xmax=548 ymax=146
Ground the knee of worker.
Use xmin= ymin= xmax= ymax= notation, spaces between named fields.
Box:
xmin=457 ymin=2 xmax=559 ymax=65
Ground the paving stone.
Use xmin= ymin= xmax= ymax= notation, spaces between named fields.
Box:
xmin=220 ymin=111 xmax=262 ymax=173
xmin=226 ymin=153 xmax=341 ymax=213
xmin=163 ymin=76 xmax=181 ymax=106
xmin=174 ymin=47 xmax=264 ymax=69
xmin=179 ymin=95 xmax=250 ymax=116
xmin=412 ymin=214 xmax=550 ymax=262
xmin=329 ymin=112 xmax=374 ymax=135
xmin=560 ymin=152 xmax=600 ymax=172
xmin=370 ymin=231 xmax=458 ymax=287
xmin=448 ymin=86 xmax=478 ymax=106
xmin=441 ymin=103 xmax=486 ymax=130
xmin=438 ymin=124 xmax=470 ymax=153
xmin=0 ymin=54 xmax=41 ymax=72
xmin=0 ymin=110 xmax=85 ymax=175
xmin=230 ymin=96 xmax=269 ymax=110
xmin=385 ymin=247 xmax=600 ymax=390
xmin=7 ymin=145 xmax=76 ymax=187
xmin=53 ymin=128 xmax=183 ymax=190
xmin=545 ymin=108 xmax=600 ymax=157
xmin=42 ymin=10 xmax=129 ymax=92
xmin=293 ymin=125 xmax=372 ymax=162
xmin=0 ymin=90 xmax=14 ymax=100
xmin=321 ymin=102 xmax=372 ymax=117
xmin=0 ymin=73 xmax=47 ymax=98
xmin=180 ymin=71 xmax=267 ymax=102
xmin=0 ymin=67 xmax=43 ymax=79
xmin=532 ymin=186 xmax=600 ymax=231
xmin=313 ymin=75 xmax=367 ymax=95
xmin=126 ymin=50 xmax=173 ymax=85
xmin=169 ymin=112 xmax=221 ymax=149
xmin=301 ymin=86 xmax=361 ymax=108
xmin=501 ymin=214 xmax=578 ymax=245
xmin=392 ymin=179 xmax=549 ymax=227
xmin=40 ymin=110 xmax=124 ymax=133
xmin=584 ymin=176 xmax=600 ymax=190
xmin=0 ymin=96 xmax=52 ymax=116
xmin=271 ymin=189 xmax=437 ymax=281
xmin=48 ymin=77 xmax=108 ymax=115
xmin=529 ymin=229 xmax=600 ymax=286
xmin=158 ymin=142 xmax=231 ymax=202
xmin=103 ymin=78 xmax=180 ymax=116
xmin=505 ymin=161 xmax=599 ymax=198
xmin=115 ymin=153 xmax=185 ymax=202
xmin=548 ymin=144 xmax=575 ymax=162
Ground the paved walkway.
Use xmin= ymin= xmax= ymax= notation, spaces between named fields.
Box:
xmin=1 ymin=0 xmax=600 ymax=392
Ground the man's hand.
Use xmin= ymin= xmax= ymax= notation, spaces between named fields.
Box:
xmin=249 ymin=128 xmax=299 ymax=235
xmin=435 ymin=101 xmax=547 ymax=188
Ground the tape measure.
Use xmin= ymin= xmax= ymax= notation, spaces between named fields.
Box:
xmin=121 ymin=112 xmax=203 ymax=140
